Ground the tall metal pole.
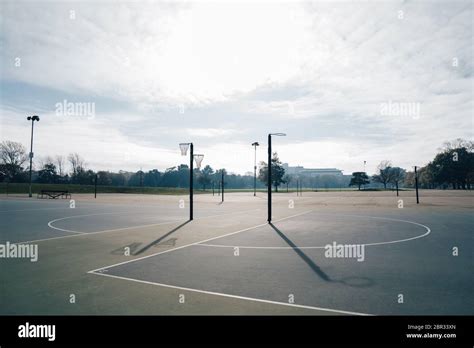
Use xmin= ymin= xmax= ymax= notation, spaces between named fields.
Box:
xmin=221 ymin=170 xmax=224 ymax=202
xmin=363 ymin=160 xmax=367 ymax=190
xmin=254 ymin=146 xmax=257 ymax=196
xmin=414 ymin=166 xmax=419 ymax=204
xmin=267 ymin=134 xmax=272 ymax=222
xmin=28 ymin=120 xmax=34 ymax=198
xmin=94 ymin=173 xmax=98 ymax=199
xmin=190 ymin=143 xmax=194 ymax=220
xmin=252 ymin=142 xmax=259 ymax=197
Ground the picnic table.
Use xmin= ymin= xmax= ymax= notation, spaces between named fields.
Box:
xmin=37 ymin=190 xmax=71 ymax=199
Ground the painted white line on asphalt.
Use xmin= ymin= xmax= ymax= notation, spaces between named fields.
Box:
xmin=0 ymin=207 xmax=72 ymax=213
xmin=17 ymin=220 xmax=180 ymax=244
xmin=47 ymin=211 xmax=171 ymax=234
xmin=87 ymin=210 xmax=313 ymax=273
xmin=196 ymin=215 xmax=432 ymax=249
xmin=90 ymin=271 xmax=372 ymax=316
xmin=15 ymin=208 xmax=261 ymax=244
xmin=47 ymin=208 xmax=259 ymax=235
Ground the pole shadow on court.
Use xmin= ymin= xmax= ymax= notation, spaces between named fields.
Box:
xmin=269 ymin=223 xmax=374 ymax=288
xmin=133 ymin=221 xmax=190 ymax=255
xmin=269 ymin=222 xmax=331 ymax=282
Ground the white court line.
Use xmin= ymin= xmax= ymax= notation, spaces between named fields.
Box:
xmin=47 ymin=211 xmax=141 ymax=234
xmin=87 ymin=210 xmax=314 ymax=273
xmin=15 ymin=208 xmax=261 ymax=244
xmin=196 ymin=215 xmax=432 ymax=249
xmin=47 ymin=208 xmax=259 ymax=234
xmin=91 ymin=271 xmax=372 ymax=316
xmin=0 ymin=207 xmax=72 ymax=213
xmin=0 ymin=198 xmax=65 ymax=204
xmin=18 ymin=220 xmax=181 ymax=244
xmin=86 ymin=209 xmax=371 ymax=316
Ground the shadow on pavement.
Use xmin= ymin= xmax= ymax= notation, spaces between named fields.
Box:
xmin=269 ymin=222 xmax=374 ymax=288
xmin=133 ymin=220 xmax=190 ymax=255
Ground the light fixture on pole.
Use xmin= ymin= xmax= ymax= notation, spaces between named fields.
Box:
xmin=267 ymin=133 xmax=286 ymax=223
xmin=251 ymin=142 xmax=259 ymax=197
xmin=27 ymin=115 xmax=40 ymax=198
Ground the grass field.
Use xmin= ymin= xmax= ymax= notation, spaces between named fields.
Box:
xmin=0 ymin=183 xmax=196 ymax=195
xmin=0 ymin=182 xmax=415 ymax=195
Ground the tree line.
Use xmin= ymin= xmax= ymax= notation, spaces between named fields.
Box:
xmin=0 ymin=141 xmax=263 ymax=189
xmin=1 ymin=138 xmax=472 ymax=190
xmin=349 ymin=138 xmax=473 ymax=191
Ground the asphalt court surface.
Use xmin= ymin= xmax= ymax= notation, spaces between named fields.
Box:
xmin=1 ymin=191 xmax=473 ymax=315
xmin=91 ymin=209 xmax=473 ymax=315
xmin=0 ymin=197 xmax=257 ymax=243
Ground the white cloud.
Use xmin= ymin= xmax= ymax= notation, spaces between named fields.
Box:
xmin=1 ymin=1 xmax=472 ymax=175
xmin=0 ymin=107 xmax=178 ymax=173
xmin=2 ymin=1 xmax=311 ymax=107
xmin=186 ymin=128 xmax=239 ymax=138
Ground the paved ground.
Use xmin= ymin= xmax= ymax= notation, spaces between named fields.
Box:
xmin=1 ymin=190 xmax=472 ymax=315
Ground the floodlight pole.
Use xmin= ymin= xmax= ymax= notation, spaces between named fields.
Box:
xmin=190 ymin=143 xmax=194 ymax=220
xmin=27 ymin=115 xmax=40 ymax=198
xmin=252 ymin=142 xmax=259 ymax=197
xmin=363 ymin=161 xmax=367 ymax=189
xmin=414 ymin=166 xmax=419 ymax=204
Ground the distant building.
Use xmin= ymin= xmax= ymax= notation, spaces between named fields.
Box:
xmin=282 ymin=163 xmax=343 ymax=177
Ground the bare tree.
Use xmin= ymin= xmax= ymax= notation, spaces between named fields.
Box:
xmin=55 ymin=155 xmax=65 ymax=176
xmin=388 ymin=167 xmax=406 ymax=196
xmin=0 ymin=140 xmax=27 ymax=167
xmin=372 ymin=160 xmax=393 ymax=189
xmin=37 ymin=156 xmax=54 ymax=170
xmin=439 ymin=138 xmax=474 ymax=152
xmin=67 ymin=153 xmax=85 ymax=175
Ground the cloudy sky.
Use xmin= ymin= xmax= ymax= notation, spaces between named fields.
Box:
xmin=0 ymin=0 xmax=472 ymax=175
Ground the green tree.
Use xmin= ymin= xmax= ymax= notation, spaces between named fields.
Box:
xmin=96 ymin=171 xmax=113 ymax=186
xmin=37 ymin=163 xmax=59 ymax=184
xmin=198 ymin=165 xmax=214 ymax=190
xmin=430 ymin=146 xmax=473 ymax=189
xmin=417 ymin=165 xmax=435 ymax=189
xmin=129 ymin=170 xmax=145 ymax=187
xmin=143 ymin=169 xmax=161 ymax=187
xmin=74 ymin=168 xmax=95 ymax=185
xmin=258 ymin=152 xmax=286 ymax=192
xmin=349 ymin=172 xmax=370 ymax=191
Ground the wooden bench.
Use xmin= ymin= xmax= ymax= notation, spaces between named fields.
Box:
xmin=37 ymin=190 xmax=71 ymax=199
